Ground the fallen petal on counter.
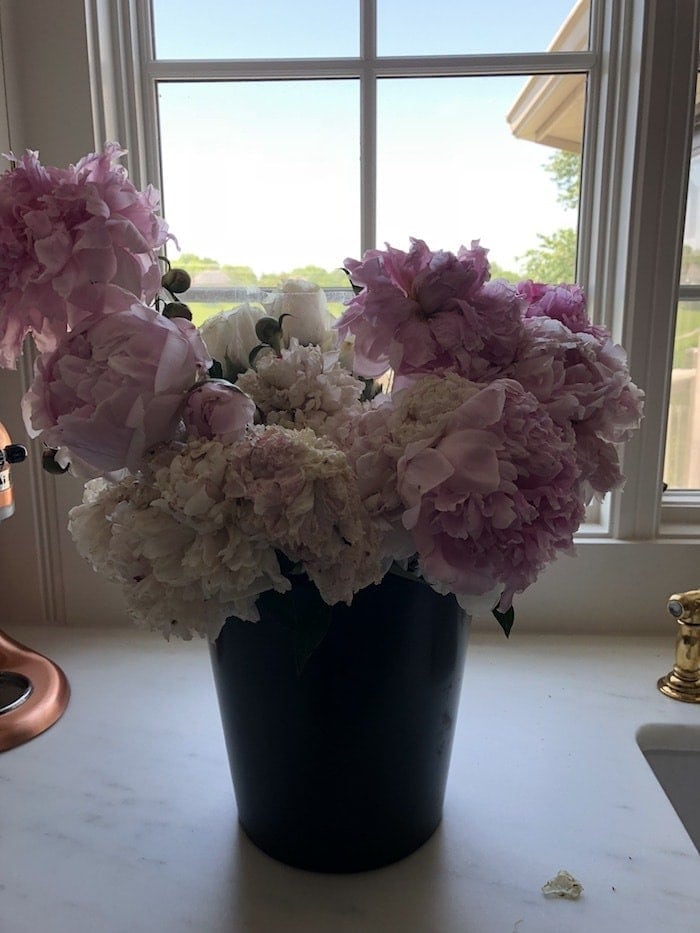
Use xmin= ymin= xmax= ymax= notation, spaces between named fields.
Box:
xmin=541 ymin=869 xmax=583 ymax=900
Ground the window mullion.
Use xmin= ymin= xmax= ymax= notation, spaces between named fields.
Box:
xmin=143 ymin=51 xmax=594 ymax=81
xmin=360 ymin=0 xmax=377 ymax=255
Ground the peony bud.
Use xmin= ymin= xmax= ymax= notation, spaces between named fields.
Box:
xmin=254 ymin=316 xmax=284 ymax=353
xmin=162 ymin=301 xmax=192 ymax=321
xmin=182 ymin=380 xmax=256 ymax=443
xmin=161 ymin=267 xmax=192 ymax=294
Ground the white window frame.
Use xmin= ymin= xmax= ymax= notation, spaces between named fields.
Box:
xmin=80 ymin=0 xmax=700 ymax=630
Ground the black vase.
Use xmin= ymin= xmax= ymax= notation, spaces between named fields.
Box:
xmin=210 ymin=571 xmax=470 ymax=873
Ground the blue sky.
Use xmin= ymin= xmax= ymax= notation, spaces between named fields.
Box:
xmin=152 ymin=1 xmax=582 ymax=275
xmin=152 ymin=0 xmax=577 ymax=60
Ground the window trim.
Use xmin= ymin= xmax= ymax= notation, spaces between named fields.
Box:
xmin=612 ymin=0 xmax=700 ymax=538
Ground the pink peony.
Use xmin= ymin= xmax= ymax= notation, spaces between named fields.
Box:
xmin=502 ymin=306 xmax=644 ymax=497
xmin=182 ymin=380 xmax=256 ymax=443
xmin=388 ymin=375 xmax=584 ymax=609
xmin=337 ymin=238 xmax=523 ymax=380
xmin=515 ymin=280 xmax=644 ymax=441
xmin=518 ymin=280 xmax=609 ymax=339
xmin=572 ymin=427 xmax=626 ymax=500
xmin=342 ymin=399 xmax=413 ymax=561
xmin=22 ymin=300 xmax=211 ymax=475
xmin=0 ymin=143 xmax=170 ymax=367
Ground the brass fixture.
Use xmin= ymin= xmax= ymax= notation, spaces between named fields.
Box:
xmin=0 ymin=419 xmax=70 ymax=750
xmin=657 ymin=589 xmax=700 ymax=703
xmin=0 ymin=630 xmax=70 ymax=751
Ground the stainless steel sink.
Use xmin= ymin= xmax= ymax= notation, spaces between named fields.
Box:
xmin=636 ymin=724 xmax=700 ymax=854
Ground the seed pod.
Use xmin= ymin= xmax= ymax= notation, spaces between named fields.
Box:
xmin=161 ymin=268 xmax=192 ymax=293
xmin=162 ymin=301 xmax=193 ymax=321
xmin=41 ymin=448 xmax=69 ymax=475
xmin=254 ymin=316 xmax=284 ymax=352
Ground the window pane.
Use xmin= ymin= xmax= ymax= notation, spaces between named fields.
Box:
xmin=665 ymin=300 xmax=700 ymax=489
xmin=157 ymin=81 xmax=360 ymax=324
xmin=376 ymin=75 xmax=585 ymax=280
xmin=152 ymin=0 xmax=358 ymax=59
xmin=680 ymin=84 xmax=700 ymax=285
xmin=665 ymin=74 xmax=700 ymax=490
xmin=377 ymin=0 xmax=588 ymax=55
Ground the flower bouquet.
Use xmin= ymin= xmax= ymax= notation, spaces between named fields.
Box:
xmin=0 ymin=144 xmax=643 ymax=870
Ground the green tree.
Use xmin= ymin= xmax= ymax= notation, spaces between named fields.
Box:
xmin=489 ymin=261 xmax=521 ymax=282
xmin=518 ymin=149 xmax=581 ymax=282
xmin=221 ymin=264 xmax=259 ymax=286
xmin=175 ymin=252 xmax=221 ymax=274
xmin=547 ymin=149 xmax=581 ymax=210
xmin=519 ymin=229 xmax=577 ymax=283
xmin=257 ymin=265 xmax=348 ymax=287
xmin=258 ymin=270 xmax=284 ymax=286
xmin=288 ymin=265 xmax=348 ymax=287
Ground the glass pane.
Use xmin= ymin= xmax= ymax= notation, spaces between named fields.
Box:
xmin=665 ymin=300 xmax=700 ymax=489
xmin=680 ymin=77 xmax=700 ymax=285
xmin=665 ymin=74 xmax=700 ymax=490
xmin=157 ymin=81 xmax=360 ymax=325
xmin=376 ymin=75 xmax=585 ymax=281
xmin=152 ymin=0 xmax=358 ymax=59
xmin=377 ymin=0 xmax=588 ymax=55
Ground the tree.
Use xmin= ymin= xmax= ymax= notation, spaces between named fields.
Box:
xmin=519 ymin=229 xmax=578 ymax=283
xmin=288 ymin=265 xmax=349 ymax=287
xmin=547 ymin=149 xmax=580 ymax=211
xmin=518 ymin=149 xmax=581 ymax=283
xmin=489 ymin=261 xmax=521 ymax=282
xmin=175 ymin=252 xmax=221 ymax=274
xmin=221 ymin=264 xmax=259 ymax=286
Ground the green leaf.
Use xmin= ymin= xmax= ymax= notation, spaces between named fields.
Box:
xmin=342 ymin=267 xmax=363 ymax=296
xmin=492 ymin=604 xmax=515 ymax=638
xmin=387 ymin=560 xmax=423 ymax=583
xmin=248 ymin=343 xmax=274 ymax=369
xmin=41 ymin=448 xmax=69 ymax=475
xmin=359 ymin=377 xmax=382 ymax=401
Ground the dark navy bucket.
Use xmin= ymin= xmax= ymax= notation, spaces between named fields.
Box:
xmin=210 ymin=572 xmax=470 ymax=873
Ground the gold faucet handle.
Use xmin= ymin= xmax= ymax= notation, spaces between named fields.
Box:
xmin=659 ymin=589 xmax=700 ymax=701
xmin=667 ymin=590 xmax=700 ymax=625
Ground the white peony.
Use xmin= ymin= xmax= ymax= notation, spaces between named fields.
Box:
xmin=263 ymin=279 xmax=336 ymax=350
xmin=199 ymin=302 xmax=266 ymax=379
xmin=236 ymin=340 xmax=366 ymax=441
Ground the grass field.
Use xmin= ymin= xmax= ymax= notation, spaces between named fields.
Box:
xmin=187 ymin=300 xmax=347 ymax=329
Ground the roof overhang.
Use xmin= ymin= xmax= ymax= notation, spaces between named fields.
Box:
xmin=506 ymin=0 xmax=589 ymax=153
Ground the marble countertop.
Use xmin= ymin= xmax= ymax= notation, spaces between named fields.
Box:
xmin=1 ymin=625 xmax=698 ymax=933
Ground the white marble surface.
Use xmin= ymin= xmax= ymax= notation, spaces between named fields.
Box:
xmin=1 ymin=626 xmax=699 ymax=933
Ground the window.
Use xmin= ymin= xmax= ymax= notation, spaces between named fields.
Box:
xmin=141 ymin=1 xmax=590 ymax=330
xmin=665 ymin=73 xmax=700 ymax=493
